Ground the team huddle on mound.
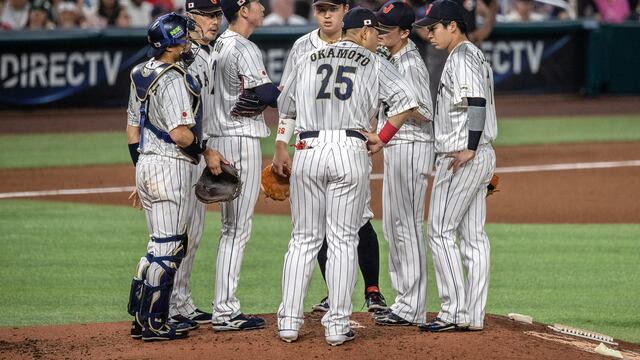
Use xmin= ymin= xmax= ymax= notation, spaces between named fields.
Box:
xmin=125 ymin=0 xmax=498 ymax=346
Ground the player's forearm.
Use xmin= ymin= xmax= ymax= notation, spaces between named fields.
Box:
xmin=169 ymin=125 xmax=197 ymax=147
xmin=467 ymin=97 xmax=487 ymax=150
xmin=378 ymin=108 xmax=414 ymax=144
xmin=126 ymin=125 xmax=140 ymax=144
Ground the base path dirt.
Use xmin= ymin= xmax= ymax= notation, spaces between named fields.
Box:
xmin=2 ymin=142 xmax=639 ymax=223
xmin=1 ymin=313 xmax=638 ymax=360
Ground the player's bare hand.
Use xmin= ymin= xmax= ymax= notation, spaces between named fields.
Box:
xmin=272 ymin=142 xmax=292 ymax=177
xmin=364 ymin=132 xmax=385 ymax=155
xmin=447 ymin=149 xmax=476 ymax=174
xmin=128 ymin=190 xmax=142 ymax=210
xmin=204 ymin=148 xmax=229 ymax=175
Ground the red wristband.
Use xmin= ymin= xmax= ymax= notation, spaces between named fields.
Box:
xmin=378 ymin=122 xmax=399 ymax=144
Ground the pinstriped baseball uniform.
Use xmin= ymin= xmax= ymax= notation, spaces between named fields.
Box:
xmin=126 ymin=59 xmax=200 ymax=310
xmin=428 ymin=40 xmax=497 ymax=329
xmin=204 ymin=29 xmax=272 ymax=323
xmin=169 ymin=43 xmax=211 ymax=318
xmin=377 ymin=39 xmax=434 ymax=324
xmin=277 ymin=41 xmax=418 ymax=337
xmin=282 ymin=30 xmax=375 ymax=244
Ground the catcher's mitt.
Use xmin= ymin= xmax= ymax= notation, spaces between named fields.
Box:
xmin=487 ymin=174 xmax=500 ymax=197
xmin=231 ymin=89 xmax=267 ymax=118
xmin=195 ymin=163 xmax=242 ymax=204
xmin=260 ymin=164 xmax=290 ymax=201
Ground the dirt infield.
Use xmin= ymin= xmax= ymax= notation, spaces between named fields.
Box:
xmin=2 ymin=141 xmax=639 ymax=223
xmin=1 ymin=313 xmax=639 ymax=360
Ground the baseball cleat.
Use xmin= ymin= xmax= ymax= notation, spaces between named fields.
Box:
xmin=212 ymin=314 xmax=266 ymax=331
xmin=365 ymin=291 xmax=387 ymax=312
xmin=142 ymin=323 xmax=189 ymax=341
xmin=186 ymin=308 xmax=213 ymax=324
xmin=312 ymin=296 xmax=329 ymax=312
xmin=374 ymin=311 xmax=412 ymax=326
xmin=326 ymin=330 xmax=355 ymax=346
xmin=418 ymin=318 xmax=470 ymax=332
xmin=169 ymin=314 xmax=200 ymax=331
xmin=279 ymin=330 xmax=299 ymax=343
xmin=130 ymin=320 xmax=143 ymax=339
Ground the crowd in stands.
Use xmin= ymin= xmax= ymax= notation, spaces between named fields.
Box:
xmin=1 ymin=0 xmax=639 ymax=31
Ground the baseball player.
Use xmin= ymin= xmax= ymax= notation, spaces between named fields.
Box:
xmin=275 ymin=0 xmax=388 ymax=314
xmin=167 ymin=0 xmax=224 ymax=327
xmin=276 ymin=8 xmax=419 ymax=346
xmin=369 ymin=1 xmax=435 ymax=327
xmin=413 ymin=0 xmax=497 ymax=332
xmin=203 ymin=0 xmax=280 ymax=331
xmin=125 ymin=12 xmax=227 ymax=341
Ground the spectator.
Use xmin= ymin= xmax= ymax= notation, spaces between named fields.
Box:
xmin=121 ymin=0 xmax=152 ymax=27
xmin=114 ymin=5 xmax=130 ymax=26
xmin=504 ymin=0 xmax=546 ymax=21
xmin=55 ymin=0 xmax=83 ymax=27
xmin=1 ymin=0 xmax=30 ymax=30
xmin=628 ymin=0 xmax=640 ymax=20
xmin=27 ymin=0 xmax=56 ymax=29
xmin=146 ymin=0 xmax=173 ymax=12
xmin=263 ymin=0 xmax=308 ymax=25
xmin=97 ymin=0 xmax=121 ymax=25
xmin=293 ymin=0 xmax=310 ymax=20
xmin=593 ymin=0 xmax=630 ymax=22
xmin=150 ymin=3 xmax=168 ymax=20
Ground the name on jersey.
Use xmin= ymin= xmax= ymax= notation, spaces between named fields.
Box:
xmin=310 ymin=48 xmax=371 ymax=66
xmin=481 ymin=40 xmax=544 ymax=75
xmin=1 ymin=51 xmax=122 ymax=89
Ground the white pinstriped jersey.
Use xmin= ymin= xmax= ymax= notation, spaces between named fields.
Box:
xmin=204 ymin=29 xmax=271 ymax=138
xmin=127 ymin=59 xmax=196 ymax=161
xmin=434 ymin=41 xmax=497 ymax=153
xmin=278 ymin=41 xmax=418 ymax=132
xmin=189 ymin=43 xmax=214 ymax=130
xmin=377 ymin=39 xmax=433 ymax=144
xmin=281 ymin=29 xmax=330 ymax=85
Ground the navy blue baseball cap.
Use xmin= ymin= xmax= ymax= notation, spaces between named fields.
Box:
xmin=313 ymin=0 xmax=347 ymax=6
xmin=220 ymin=0 xmax=251 ymax=20
xmin=185 ymin=0 xmax=221 ymax=14
xmin=375 ymin=1 xmax=415 ymax=30
xmin=342 ymin=7 xmax=379 ymax=30
xmin=413 ymin=0 xmax=464 ymax=27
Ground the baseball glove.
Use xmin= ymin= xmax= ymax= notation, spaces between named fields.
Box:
xmin=260 ymin=164 xmax=290 ymax=201
xmin=487 ymin=174 xmax=500 ymax=197
xmin=194 ymin=163 xmax=242 ymax=204
xmin=231 ymin=89 xmax=267 ymax=118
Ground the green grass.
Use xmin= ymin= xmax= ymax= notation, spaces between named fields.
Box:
xmin=0 ymin=200 xmax=638 ymax=342
xmin=1 ymin=115 xmax=639 ymax=169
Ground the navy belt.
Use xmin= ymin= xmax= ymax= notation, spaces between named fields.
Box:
xmin=299 ymin=130 xmax=366 ymax=142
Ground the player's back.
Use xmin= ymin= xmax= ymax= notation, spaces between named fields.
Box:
xmin=292 ymin=41 xmax=382 ymax=132
xmin=206 ymin=29 xmax=270 ymax=138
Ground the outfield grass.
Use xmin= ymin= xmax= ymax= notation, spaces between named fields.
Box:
xmin=1 ymin=115 xmax=639 ymax=169
xmin=0 ymin=200 xmax=638 ymax=342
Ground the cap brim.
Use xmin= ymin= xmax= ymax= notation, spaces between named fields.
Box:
xmin=413 ymin=16 xmax=439 ymax=27
xmin=313 ymin=0 xmax=343 ymax=6
xmin=188 ymin=7 xmax=222 ymax=14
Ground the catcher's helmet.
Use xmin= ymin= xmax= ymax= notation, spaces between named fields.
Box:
xmin=146 ymin=12 xmax=195 ymax=58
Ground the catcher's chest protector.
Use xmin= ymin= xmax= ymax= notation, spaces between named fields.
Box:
xmin=131 ymin=62 xmax=204 ymax=142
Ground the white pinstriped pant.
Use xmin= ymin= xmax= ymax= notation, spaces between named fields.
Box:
xmin=207 ymin=136 xmax=262 ymax=323
xmin=169 ymin=160 xmax=207 ymax=317
xmin=428 ymin=144 xmax=496 ymax=328
xmin=278 ymin=130 xmax=369 ymax=337
xmin=382 ymin=141 xmax=435 ymax=324
xmin=135 ymin=155 xmax=197 ymax=294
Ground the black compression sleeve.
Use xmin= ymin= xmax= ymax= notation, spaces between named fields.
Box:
xmin=128 ymin=143 xmax=140 ymax=166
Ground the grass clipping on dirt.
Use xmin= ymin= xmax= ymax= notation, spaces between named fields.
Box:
xmin=0 ymin=199 xmax=638 ymax=343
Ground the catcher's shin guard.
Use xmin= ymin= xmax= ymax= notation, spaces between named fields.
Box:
xmin=139 ymin=234 xmax=187 ymax=331
xmin=127 ymin=257 xmax=151 ymax=317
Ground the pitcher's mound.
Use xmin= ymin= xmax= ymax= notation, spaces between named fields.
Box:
xmin=1 ymin=313 xmax=638 ymax=359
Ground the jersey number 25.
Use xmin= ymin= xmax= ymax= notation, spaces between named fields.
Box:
xmin=316 ymin=64 xmax=356 ymax=101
